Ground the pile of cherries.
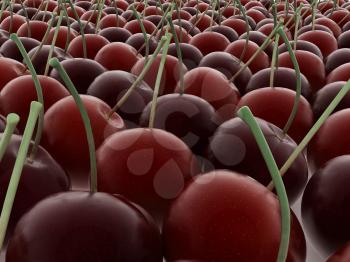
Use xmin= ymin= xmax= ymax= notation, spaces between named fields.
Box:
xmin=0 ymin=0 xmax=350 ymax=261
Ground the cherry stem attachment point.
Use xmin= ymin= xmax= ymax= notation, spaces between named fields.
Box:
xmin=49 ymin=58 xmax=97 ymax=193
xmin=0 ymin=101 xmax=42 ymax=251
xmin=0 ymin=114 xmax=20 ymax=162
xmin=237 ymin=106 xmax=290 ymax=262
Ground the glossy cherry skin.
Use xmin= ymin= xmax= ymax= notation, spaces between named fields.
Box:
xmin=327 ymin=242 xmax=350 ymax=262
xmin=0 ymin=134 xmax=69 ymax=239
xmin=0 ymin=29 xmax=9 ymax=47
xmin=42 ymin=95 xmax=125 ymax=190
xmin=325 ymin=49 xmax=350 ymax=74
xmin=308 ymin=109 xmax=350 ymax=170
xmin=16 ymin=20 xmax=48 ymax=42
xmin=0 ymin=75 xmax=69 ymax=131
xmin=0 ymin=57 xmax=27 ymax=91
xmin=0 ymin=14 xmax=26 ymax=34
xmin=189 ymin=31 xmax=230 ymax=56
xmin=94 ymin=42 xmax=140 ymax=71
xmin=67 ymin=34 xmax=110 ymax=59
xmin=327 ymin=62 xmax=350 ymax=84
xmin=278 ymin=40 xmax=323 ymax=61
xmin=46 ymin=26 xmax=78 ymax=50
xmin=97 ymin=128 xmax=200 ymax=222
xmin=70 ymin=20 xmax=96 ymax=34
xmin=278 ymin=50 xmax=326 ymax=92
xmin=174 ymin=67 xmax=240 ymax=123
xmin=207 ymin=117 xmax=308 ymax=204
xmin=312 ymin=81 xmax=350 ymax=119
xmin=98 ymin=27 xmax=132 ymax=43
xmin=131 ymin=54 xmax=187 ymax=95
xmin=189 ymin=13 xmax=217 ymax=32
xmin=167 ymin=43 xmax=203 ymax=70
xmin=124 ymin=18 xmax=156 ymax=34
xmin=0 ymin=36 xmax=40 ymax=62
xmin=6 ymin=192 xmax=162 ymax=262
xmin=302 ymin=155 xmax=350 ymax=257
xmin=87 ymin=70 xmax=153 ymax=128
xmin=198 ymin=51 xmax=252 ymax=95
xmin=314 ymin=17 xmax=342 ymax=38
xmin=225 ymin=39 xmax=270 ymax=74
xmin=246 ymin=67 xmax=312 ymax=100
xmin=80 ymin=9 xmax=107 ymax=24
xmin=163 ymin=170 xmax=306 ymax=262
xmin=139 ymin=94 xmax=218 ymax=155
xmin=239 ymin=30 xmax=274 ymax=57
xmin=173 ymin=19 xmax=200 ymax=36
xmin=125 ymin=33 xmax=158 ymax=57
xmin=99 ymin=14 xmax=126 ymax=29
xmin=204 ymin=25 xmax=239 ymax=42
xmin=50 ymin=58 xmax=106 ymax=94
xmin=222 ymin=17 xmax=252 ymax=36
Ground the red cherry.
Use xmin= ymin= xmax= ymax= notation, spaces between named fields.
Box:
xmin=98 ymin=27 xmax=131 ymax=43
xmin=221 ymin=17 xmax=250 ymax=36
xmin=16 ymin=20 xmax=48 ymax=42
xmin=125 ymin=33 xmax=158 ymax=56
xmin=0 ymin=57 xmax=27 ymax=92
xmin=167 ymin=43 xmax=203 ymax=70
xmin=314 ymin=17 xmax=342 ymax=38
xmin=325 ymin=49 xmax=350 ymax=74
xmin=327 ymin=63 xmax=350 ymax=84
xmin=123 ymin=19 xmax=157 ymax=34
xmin=80 ymin=9 xmax=107 ymax=24
xmin=278 ymin=40 xmax=323 ymax=60
xmin=189 ymin=13 xmax=217 ymax=32
xmin=46 ymin=26 xmax=78 ymax=50
xmin=189 ymin=31 xmax=230 ymax=56
xmin=99 ymin=14 xmax=127 ymax=29
xmin=0 ymin=75 xmax=69 ymax=131
xmin=258 ymin=23 xmax=292 ymax=45
xmin=97 ymin=128 xmax=200 ymax=221
xmin=163 ymin=170 xmax=306 ymax=262
xmin=0 ymin=14 xmax=26 ymax=34
xmin=0 ymin=36 xmax=40 ymax=62
xmin=67 ymin=34 xmax=110 ymax=59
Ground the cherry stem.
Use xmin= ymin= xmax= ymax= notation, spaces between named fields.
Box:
xmin=19 ymin=0 xmax=31 ymax=38
xmin=44 ymin=10 xmax=64 ymax=76
xmin=11 ymin=33 xmax=45 ymax=161
xmin=234 ymin=0 xmax=249 ymax=63
xmin=0 ymin=113 xmax=20 ymax=161
xmin=107 ymin=35 xmax=168 ymax=118
xmin=230 ymin=23 xmax=282 ymax=82
xmin=132 ymin=6 xmax=149 ymax=61
xmin=293 ymin=4 xmax=302 ymax=51
xmin=149 ymin=32 xmax=172 ymax=128
xmin=95 ymin=0 xmax=106 ymax=33
xmin=67 ymin=0 xmax=87 ymax=59
xmin=272 ymin=3 xmax=277 ymax=27
xmin=167 ymin=15 xmax=184 ymax=95
xmin=174 ymin=2 xmax=183 ymax=42
xmin=277 ymin=27 xmax=301 ymax=135
xmin=267 ymin=76 xmax=350 ymax=190
xmin=0 ymin=0 xmax=9 ymax=22
xmin=0 ymin=101 xmax=42 ymax=251
xmin=49 ymin=58 xmax=97 ymax=193
xmin=311 ymin=0 xmax=317 ymax=31
xmin=237 ymin=106 xmax=290 ymax=262
xmin=269 ymin=33 xmax=280 ymax=88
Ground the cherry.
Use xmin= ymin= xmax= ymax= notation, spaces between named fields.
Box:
xmin=131 ymin=54 xmax=187 ymax=95
xmin=0 ymin=134 xmax=69 ymax=239
xmin=258 ymin=23 xmax=292 ymax=45
xmin=67 ymin=34 xmax=110 ymax=59
xmin=42 ymin=95 xmax=125 ymax=189
xmin=211 ymin=110 xmax=309 ymax=199
xmin=205 ymin=24 xmax=239 ymax=42
xmin=27 ymin=45 xmax=72 ymax=75
xmin=173 ymin=19 xmax=201 ymax=36
xmin=325 ymin=49 xmax=350 ymax=74
xmin=171 ymin=9 xmax=192 ymax=20
xmin=80 ymin=9 xmax=107 ymax=24
xmin=157 ymin=24 xmax=192 ymax=44
xmin=0 ymin=75 xmax=69 ymax=131
xmin=312 ymin=81 xmax=350 ymax=119
xmin=189 ymin=13 xmax=217 ymax=32
xmin=0 ymin=14 xmax=26 ymax=34
xmin=0 ymin=29 xmax=9 ymax=47
xmin=278 ymin=50 xmax=326 ymax=92
xmin=16 ymin=20 xmax=48 ymax=42
xmin=246 ymin=8 xmax=267 ymax=23
xmin=103 ymin=7 xmax=123 ymax=15
xmin=246 ymin=67 xmax=312 ymax=100
xmin=198 ymin=51 xmax=252 ymax=94
xmin=167 ymin=42 xmax=203 ymax=70
xmin=225 ymin=39 xmax=270 ymax=74
xmin=49 ymin=15 xmax=75 ymax=27
xmin=302 ymin=155 xmax=350 ymax=257
xmin=314 ymin=17 xmax=342 ymax=38
xmin=327 ymin=9 xmax=350 ymax=27
xmin=337 ymin=30 xmax=350 ymax=49
xmin=0 ymin=57 xmax=27 ymax=92
xmin=98 ymin=27 xmax=131 ymax=43
xmin=308 ymin=109 xmax=350 ymax=170
xmin=87 ymin=70 xmax=153 ymax=128
xmin=97 ymin=128 xmax=200 ymax=221
xmin=327 ymin=242 xmax=350 ymax=262
xmin=163 ymin=170 xmax=306 ymax=261
xmin=174 ymin=67 xmax=240 ymax=122
xmin=125 ymin=33 xmax=158 ymax=56
xmin=17 ymin=7 xmax=38 ymax=20
xmin=123 ymin=18 xmax=157 ymax=34
xmin=139 ymin=93 xmax=218 ymax=155
xmin=6 ymin=192 xmax=163 ymax=261
xmin=65 ymin=5 xmax=85 ymax=18
xmin=189 ymin=31 xmax=230 ymax=56
xmin=50 ymin=58 xmax=106 ymax=94
xmin=0 ymin=36 xmax=40 ymax=62
xmin=298 ymin=30 xmax=337 ymax=59
xmin=297 ymin=24 xmax=334 ymax=37
xmin=71 ymin=20 xmax=96 ymax=34
xmin=239 ymin=30 xmax=274 ymax=57
xmin=327 ymin=63 xmax=350 ymax=84
xmin=278 ymin=40 xmax=323 ymax=60
xmin=144 ymin=14 xmax=162 ymax=26
xmin=46 ymin=26 xmax=78 ymax=50
xmin=221 ymin=17 xmax=251 ymax=36
xmin=99 ymin=13 xmax=126 ymax=28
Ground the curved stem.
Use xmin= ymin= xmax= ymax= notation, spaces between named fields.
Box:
xmin=293 ymin=4 xmax=303 ymax=52
xmin=277 ymin=28 xmax=301 ymax=135
xmin=49 ymin=58 xmax=97 ymax=193
xmin=0 ymin=101 xmax=42 ymax=251
xmin=10 ymin=33 xmax=44 ymax=161
xmin=68 ymin=1 xmax=87 ymax=58
xmin=269 ymin=33 xmax=280 ymax=88
xmin=19 ymin=0 xmax=31 ymax=38
xmin=95 ymin=0 xmax=106 ymax=33
xmin=234 ymin=0 xmax=249 ymax=63
xmin=237 ymin=106 xmax=290 ymax=262
xmin=132 ymin=6 xmax=149 ymax=61
xmin=267 ymin=75 xmax=350 ymax=190
xmin=149 ymin=32 xmax=172 ymax=128
xmin=0 ymin=113 xmax=20 ymax=161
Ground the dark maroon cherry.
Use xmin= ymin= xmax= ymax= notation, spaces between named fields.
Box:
xmin=297 ymin=24 xmax=334 ymax=37
xmin=87 ymin=70 xmax=153 ymax=128
xmin=16 ymin=20 xmax=49 ymax=42
xmin=325 ymin=49 xmax=350 ymax=74
xmin=125 ymin=33 xmax=158 ymax=57
xmin=278 ymin=40 xmax=323 ymax=61
xmin=239 ymin=30 xmax=274 ymax=57
xmin=302 ymin=155 xmax=350 ymax=257
xmin=327 ymin=63 xmax=350 ymax=84
xmin=0 ymin=29 xmax=9 ymax=47
xmin=16 ymin=7 xmax=37 ymax=19
xmin=167 ymin=43 xmax=203 ymax=70
xmin=139 ymin=93 xmax=218 ymax=155
xmin=98 ymin=27 xmax=132 ymax=43
xmin=189 ymin=31 xmax=230 ymax=56
xmin=0 ymin=36 xmax=40 ymax=62
xmin=6 ymin=192 xmax=163 ymax=262
xmin=50 ymin=58 xmax=106 ymax=94
xmin=70 ymin=20 xmax=96 ymax=34
xmin=173 ymin=19 xmax=201 ymax=36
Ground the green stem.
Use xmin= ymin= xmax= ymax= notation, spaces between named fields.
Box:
xmin=0 ymin=101 xmax=42 ymax=250
xmin=149 ymin=32 xmax=172 ymax=128
xmin=293 ymin=4 xmax=303 ymax=52
xmin=49 ymin=58 xmax=97 ymax=193
xmin=237 ymin=106 xmax=290 ymax=262
xmin=0 ymin=113 xmax=20 ymax=161
xmin=270 ymin=33 xmax=280 ymax=88
xmin=234 ymin=0 xmax=249 ymax=63
xmin=10 ymin=33 xmax=44 ymax=161
xmin=94 ymin=0 xmax=106 ymax=33
xmin=267 ymin=76 xmax=350 ymax=190
xmin=108 ymin=35 xmax=168 ymax=117
xmin=277 ymin=27 xmax=301 ymax=135
xmin=132 ymin=6 xmax=149 ymax=61
xmin=68 ymin=1 xmax=87 ymax=58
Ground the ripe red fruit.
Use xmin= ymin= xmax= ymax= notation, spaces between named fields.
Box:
xmin=16 ymin=20 xmax=48 ymax=42
xmin=67 ymin=34 xmax=110 ymax=59
xmin=189 ymin=31 xmax=230 ymax=56
xmin=0 ymin=57 xmax=27 ymax=92
xmin=46 ymin=26 xmax=78 ymax=50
